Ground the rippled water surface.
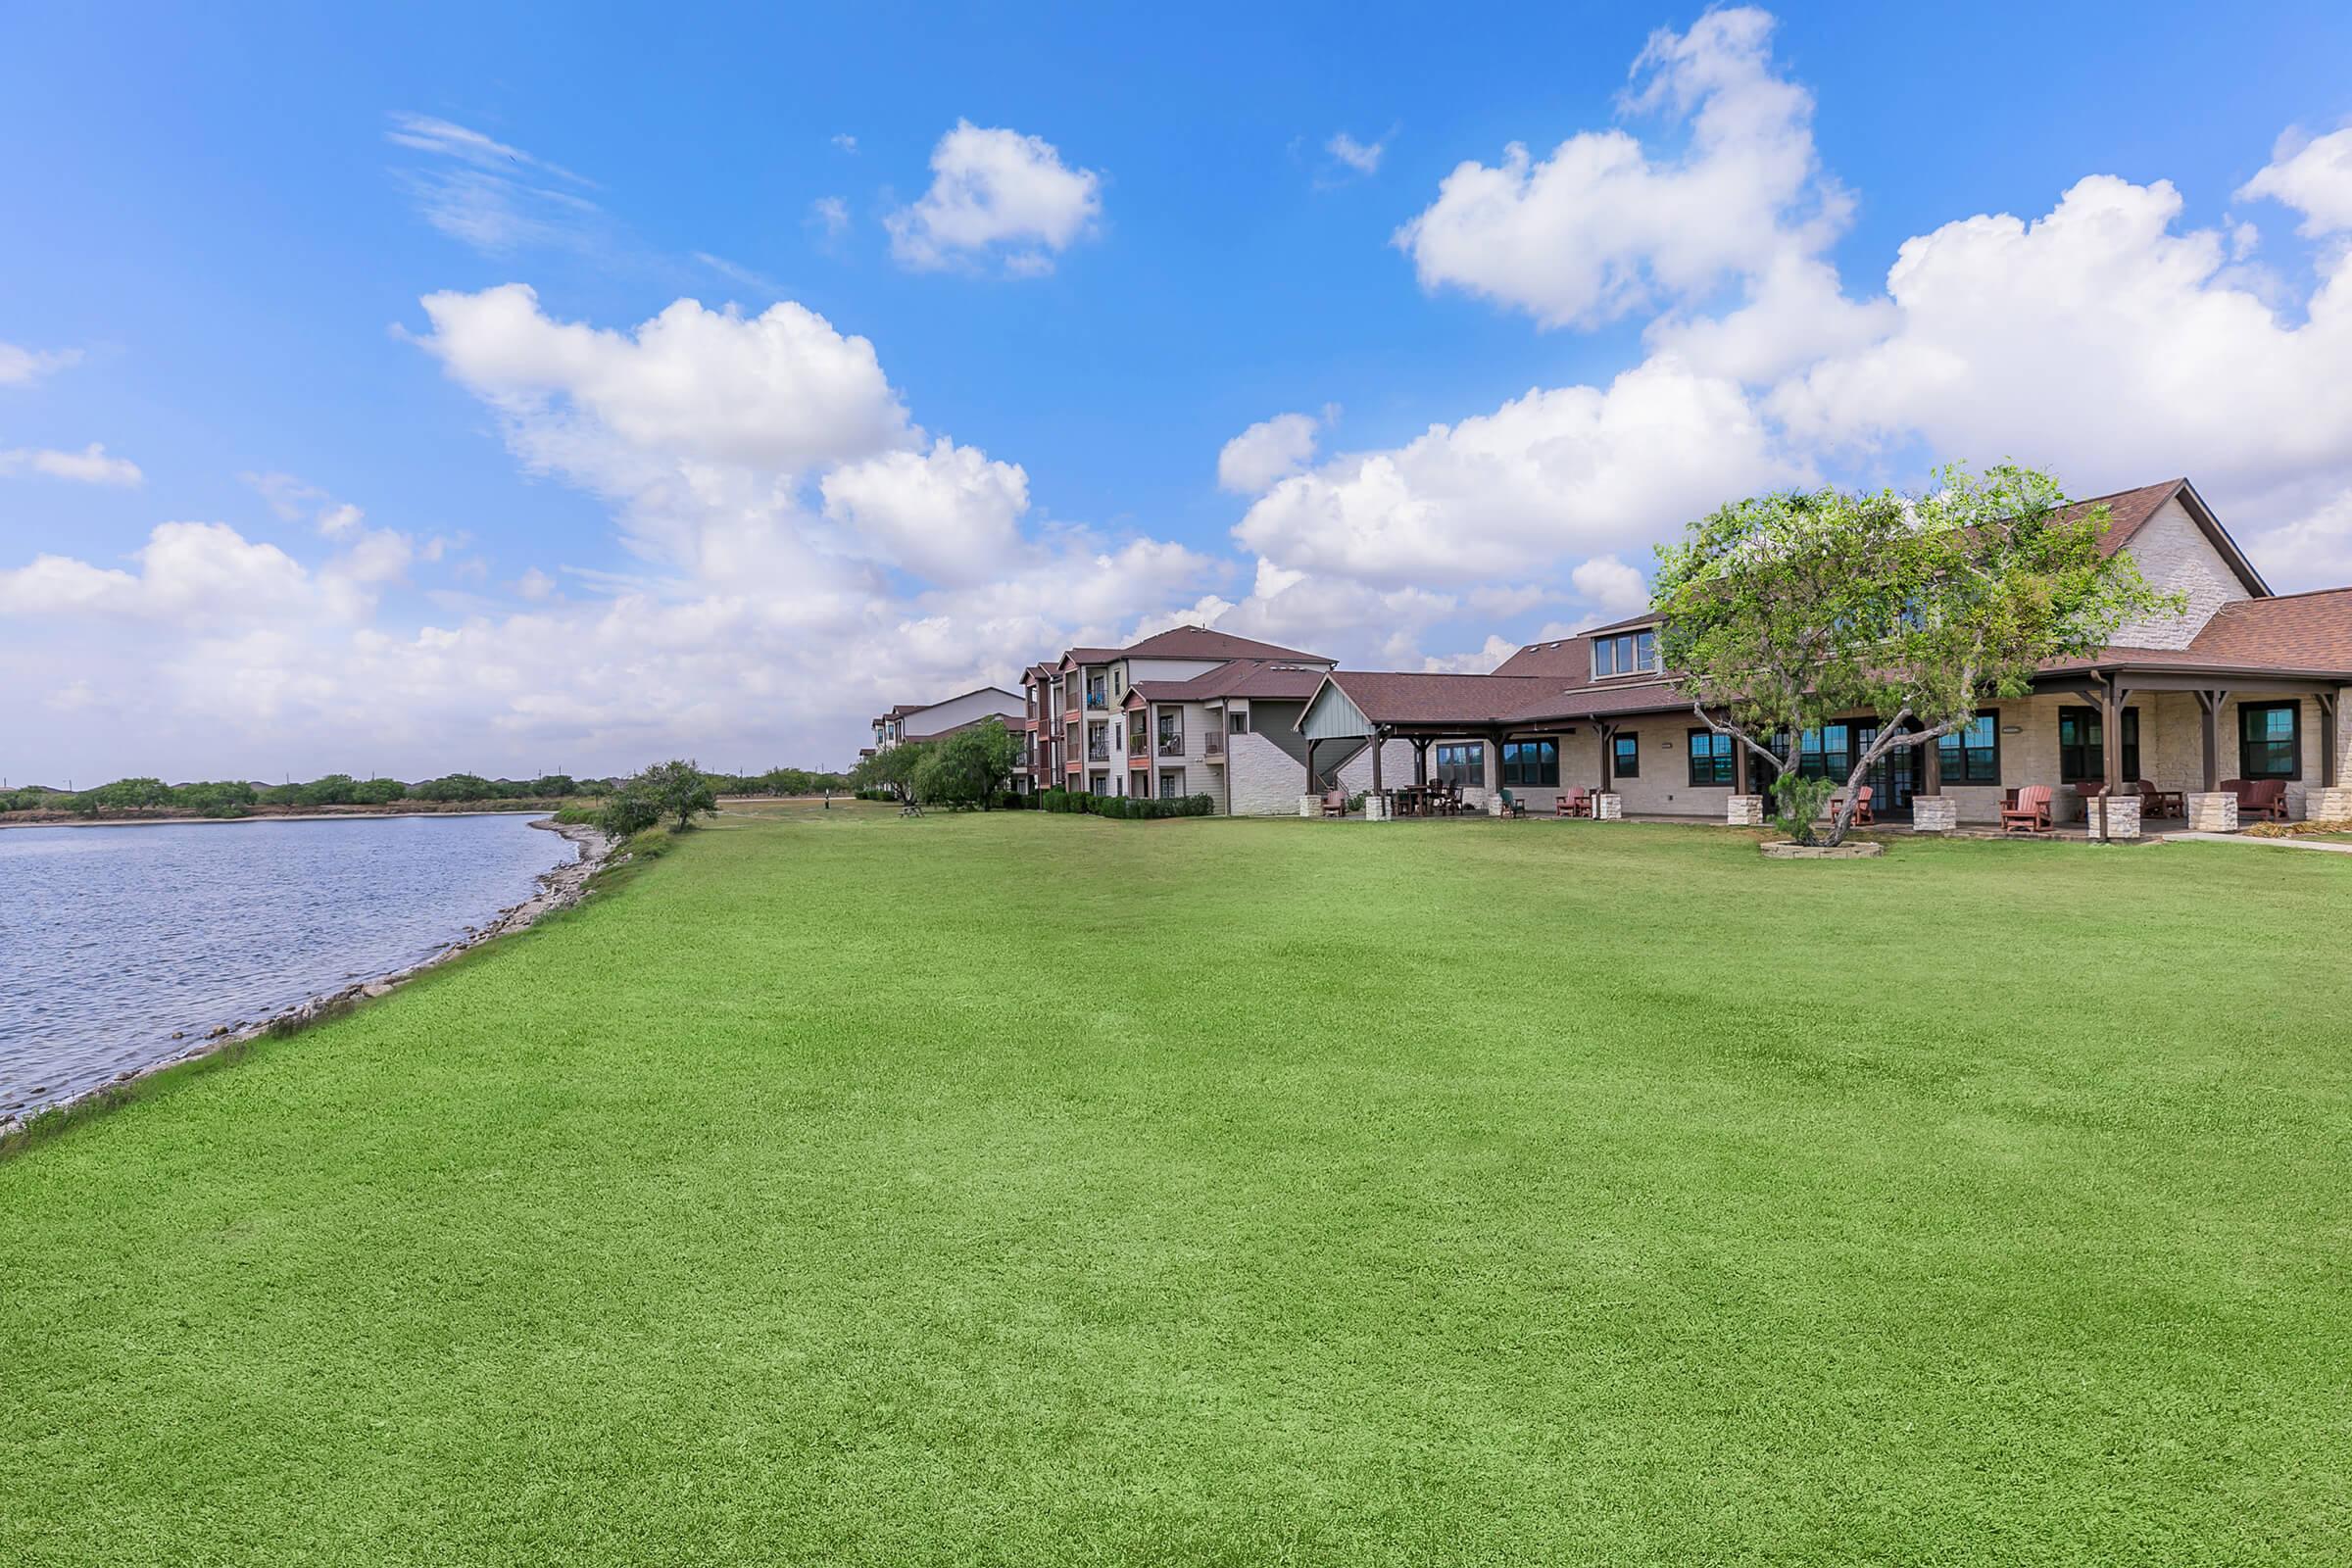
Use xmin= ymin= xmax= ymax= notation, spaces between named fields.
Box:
xmin=0 ymin=814 xmax=577 ymax=1124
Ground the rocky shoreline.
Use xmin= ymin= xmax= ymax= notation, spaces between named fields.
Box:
xmin=2 ymin=817 xmax=616 ymax=1142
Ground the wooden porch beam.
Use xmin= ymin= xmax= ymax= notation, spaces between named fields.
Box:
xmin=2196 ymin=688 xmax=2229 ymax=794
xmin=2320 ymin=691 xmax=2340 ymax=791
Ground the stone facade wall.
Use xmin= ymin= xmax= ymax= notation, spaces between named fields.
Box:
xmin=1333 ymin=740 xmax=1421 ymax=801
xmin=1226 ymin=731 xmax=1312 ymax=815
xmin=2110 ymin=498 xmax=2251 ymax=649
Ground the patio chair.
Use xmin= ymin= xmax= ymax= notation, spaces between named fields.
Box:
xmin=1497 ymin=788 xmax=1526 ymax=819
xmin=1999 ymin=784 xmax=2053 ymax=836
xmin=2236 ymin=778 xmax=2290 ymax=822
xmin=2133 ymin=780 xmax=2186 ymax=819
xmin=1555 ymin=787 xmax=1591 ymax=818
xmin=1321 ymin=788 xmax=1348 ymax=818
xmin=1828 ymin=784 xmax=1875 ymax=826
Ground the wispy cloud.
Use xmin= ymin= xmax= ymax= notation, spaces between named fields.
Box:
xmin=1326 ymin=129 xmax=1388 ymax=175
xmin=386 ymin=112 xmax=606 ymax=255
xmin=0 ymin=442 xmax=143 ymax=486
xmin=830 ymin=132 xmax=858 ymax=154
xmin=808 ymin=196 xmax=851 ymax=242
xmin=695 ymin=251 xmax=784 ymax=295
xmin=0 ymin=340 xmax=82 ymax=387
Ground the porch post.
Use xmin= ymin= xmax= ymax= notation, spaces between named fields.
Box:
xmin=2197 ymin=690 xmax=2227 ymax=792
xmin=1413 ymin=737 xmax=1429 ymax=788
xmin=1303 ymin=737 xmax=1317 ymax=793
xmin=1921 ymin=733 xmax=1941 ymax=795
xmin=1598 ymin=722 xmax=1616 ymax=793
xmin=1370 ymin=724 xmax=1385 ymax=795
xmin=2320 ymin=692 xmax=2339 ymax=790
xmin=2097 ymin=676 xmax=2121 ymax=843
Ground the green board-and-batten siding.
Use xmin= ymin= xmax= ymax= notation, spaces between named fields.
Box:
xmin=1298 ymin=681 xmax=1375 ymax=743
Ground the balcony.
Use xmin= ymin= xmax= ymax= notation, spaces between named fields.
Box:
xmin=1088 ymin=747 xmax=1110 ymax=763
xmin=1157 ymin=734 xmax=1185 ymax=758
xmin=1202 ymin=732 xmax=1224 ymax=757
xmin=1085 ymin=693 xmax=1109 ymax=711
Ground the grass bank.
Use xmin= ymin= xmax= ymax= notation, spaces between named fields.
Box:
xmin=4 ymin=806 xmax=2347 ymax=1564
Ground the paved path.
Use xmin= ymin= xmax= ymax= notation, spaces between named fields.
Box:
xmin=2165 ymin=831 xmax=2352 ymax=855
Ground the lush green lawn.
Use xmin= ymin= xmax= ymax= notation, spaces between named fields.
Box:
xmin=5 ymin=807 xmax=2349 ymax=1565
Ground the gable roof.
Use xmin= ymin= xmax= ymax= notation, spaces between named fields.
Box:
xmin=1308 ymin=671 xmax=1551 ymax=728
xmin=1127 ymin=659 xmax=1334 ymax=703
xmin=1119 ymin=625 xmax=1331 ymax=662
xmin=2056 ymin=477 xmax=2272 ymax=596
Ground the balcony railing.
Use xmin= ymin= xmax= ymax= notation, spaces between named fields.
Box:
xmin=1085 ymin=693 xmax=1108 ymax=710
xmin=1088 ymin=746 xmax=1110 ymax=762
xmin=1157 ymin=734 xmax=1185 ymax=757
xmin=1202 ymin=732 xmax=1224 ymax=756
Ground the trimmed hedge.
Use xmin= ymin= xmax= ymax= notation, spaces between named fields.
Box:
xmin=1036 ymin=788 xmax=1213 ymax=820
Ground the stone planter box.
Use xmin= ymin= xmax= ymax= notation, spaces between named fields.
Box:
xmin=1725 ymin=794 xmax=1765 ymax=826
xmin=1761 ymin=840 xmax=1885 ymax=859
xmin=1593 ymin=793 xmax=1623 ymax=821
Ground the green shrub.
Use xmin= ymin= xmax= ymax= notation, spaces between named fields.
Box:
xmin=598 ymin=786 xmax=662 ymax=838
xmin=1771 ymin=773 xmax=1837 ymax=846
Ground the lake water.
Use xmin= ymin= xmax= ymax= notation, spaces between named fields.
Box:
xmin=0 ymin=813 xmax=579 ymax=1126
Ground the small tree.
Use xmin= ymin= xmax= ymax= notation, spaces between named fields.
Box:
xmin=854 ymin=743 xmax=928 ymax=803
xmin=912 ymin=719 xmax=1022 ymax=808
xmin=1653 ymin=465 xmax=2183 ymax=847
xmin=635 ymin=759 xmax=718 ymax=830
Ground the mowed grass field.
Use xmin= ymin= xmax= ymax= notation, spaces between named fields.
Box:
xmin=4 ymin=805 xmax=2349 ymax=1565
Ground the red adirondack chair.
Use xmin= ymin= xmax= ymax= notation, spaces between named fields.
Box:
xmin=1321 ymin=788 xmax=1348 ymax=818
xmin=1556 ymin=787 xmax=1592 ymax=818
xmin=1828 ymin=784 xmax=1875 ymax=826
xmin=2000 ymin=785 xmax=2054 ymax=835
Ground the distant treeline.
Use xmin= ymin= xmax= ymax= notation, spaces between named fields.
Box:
xmin=2 ymin=765 xmax=855 ymax=819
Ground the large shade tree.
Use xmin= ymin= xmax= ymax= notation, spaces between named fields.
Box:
xmin=1652 ymin=465 xmax=2182 ymax=847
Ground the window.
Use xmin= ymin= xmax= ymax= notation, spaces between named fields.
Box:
xmin=1688 ymin=729 xmax=1736 ymax=786
xmin=2058 ymin=707 xmax=2139 ymax=783
xmin=1227 ymin=709 xmax=1250 ymax=734
xmin=1610 ymin=732 xmax=1640 ymax=778
xmin=1111 ymin=670 xmax=1122 ymax=698
xmin=1159 ymin=769 xmax=1184 ymax=799
xmin=1795 ymin=723 xmax=1853 ymax=781
xmin=2239 ymin=701 xmax=2301 ymax=779
xmin=1157 ymin=711 xmax=1183 ymax=756
xmin=1435 ymin=743 xmax=1485 ymax=788
xmin=1089 ymin=772 xmax=1108 ymax=796
xmin=1501 ymin=739 xmax=1559 ymax=788
xmin=1592 ymin=628 xmax=1659 ymax=678
xmin=1936 ymin=711 xmax=2000 ymax=785
xmin=1089 ymin=721 xmax=1110 ymax=761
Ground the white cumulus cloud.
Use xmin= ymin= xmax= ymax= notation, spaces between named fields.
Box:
xmin=885 ymin=121 xmax=1102 ymax=274
xmin=1217 ymin=411 xmax=1327 ymax=494
xmin=1394 ymin=7 xmax=1842 ymax=329
xmin=2236 ymin=127 xmax=2352 ymax=238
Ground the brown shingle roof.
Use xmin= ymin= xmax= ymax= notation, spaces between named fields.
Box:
xmin=1134 ymin=660 xmax=1333 ymax=702
xmin=1321 ymin=671 xmax=1551 ymax=726
xmin=1120 ymin=625 xmax=1331 ymax=662
xmin=2183 ymin=587 xmax=2352 ymax=670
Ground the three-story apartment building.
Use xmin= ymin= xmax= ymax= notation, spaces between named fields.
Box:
xmin=1018 ymin=627 xmax=1338 ymax=810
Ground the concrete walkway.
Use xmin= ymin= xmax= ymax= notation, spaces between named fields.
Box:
xmin=2165 ymin=831 xmax=2352 ymax=854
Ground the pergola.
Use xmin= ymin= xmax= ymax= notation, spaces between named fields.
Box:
xmin=1294 ymin=671 xmax=1678 ymax=801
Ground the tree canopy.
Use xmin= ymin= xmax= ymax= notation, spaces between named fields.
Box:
xmin=1652 ymin=465 xmax=2183 ymax=845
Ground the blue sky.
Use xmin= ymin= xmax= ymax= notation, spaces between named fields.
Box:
xmin=6 ymin=2 xmax=2352 ymax=781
